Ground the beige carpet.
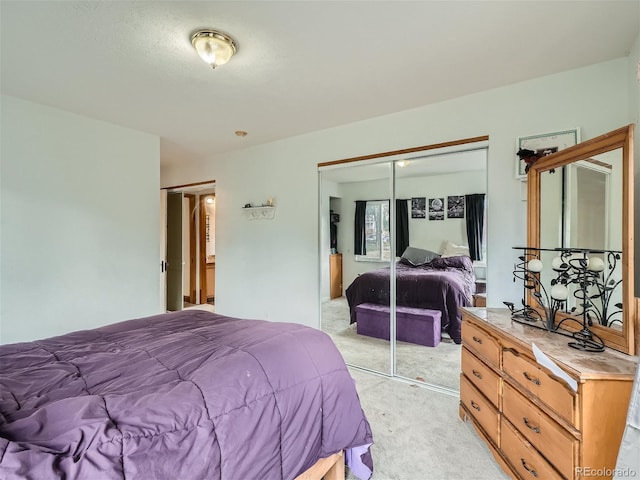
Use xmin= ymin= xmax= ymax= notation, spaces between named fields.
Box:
xmin=348 ymin=368 xmax=509 ymax=479
xmin=322 ymin=297 xmax=461 ymax=391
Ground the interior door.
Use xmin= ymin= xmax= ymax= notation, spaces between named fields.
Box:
xmin=166 ymin=192 xmax=184 ymax=311
xmin=159 ymin=189 xmax=167 ymax=311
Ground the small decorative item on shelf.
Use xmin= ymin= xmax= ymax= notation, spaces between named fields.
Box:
xmin=242 ymin=201 xmax=276 ymax=220
xmin=506 ymin=246 xmax=617 ymax=353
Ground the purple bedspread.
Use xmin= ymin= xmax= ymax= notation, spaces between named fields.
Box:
xmin=0 ymin=310 xmax=373 ymax=479
xmin=345 ymin=256 xmax=475 ymax=343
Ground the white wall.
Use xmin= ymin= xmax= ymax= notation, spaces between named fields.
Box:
xmin=1 ymin=95 xmax=161 ymax=344
xmin=161 ymin=58 xmax=631 ymax=328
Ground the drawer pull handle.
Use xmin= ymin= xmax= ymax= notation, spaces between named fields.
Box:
xmin=470 ymin=400 xmax=481 ymax=411
xmin=521 ymin=459 xmax=538 ymax=477
xmin=472 ymin=336 xmax=483 ymax=344
xmin=523 ymin=417 xmax=541 ymax=434
xmin=523 ymin=371 xmax=541 ymax=386
xmin=472 ymin=369 xmax=483 ymax=380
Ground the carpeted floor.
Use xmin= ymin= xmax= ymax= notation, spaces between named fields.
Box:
xmin=183 ymin=302 xmax=215 ymax=312
xmin=348 ymin=368 xmax=509 ymax=479
xmin=322 ymin=297 xmax=461 ymax=391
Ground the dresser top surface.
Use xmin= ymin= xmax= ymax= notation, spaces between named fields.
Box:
xmin=463 ymin=307 xmax=639 ymax=378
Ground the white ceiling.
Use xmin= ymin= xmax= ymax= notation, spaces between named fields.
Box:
xmin=1 ymin=1 xmax=638 ymax=169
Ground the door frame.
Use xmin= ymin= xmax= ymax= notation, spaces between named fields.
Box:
xmin=185 ymin=194 xmax=197 ymax=304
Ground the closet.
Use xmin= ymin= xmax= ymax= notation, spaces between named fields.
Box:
xmin=318 ymin=137 xmax=488 ymax=391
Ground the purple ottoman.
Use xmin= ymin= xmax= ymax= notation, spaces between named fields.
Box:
xmin=355 ymin=303 xmax=441 ymax=347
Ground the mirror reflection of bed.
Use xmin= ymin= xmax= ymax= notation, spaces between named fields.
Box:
xmin=319 ymin=143 xmax=487 ymax=392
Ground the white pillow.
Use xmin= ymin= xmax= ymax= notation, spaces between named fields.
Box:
xmin=441 ymin=240 xmax=470 ymax=258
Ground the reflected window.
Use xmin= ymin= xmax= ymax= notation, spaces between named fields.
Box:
xmin=356 ymin=200 xmax=391 ymax=262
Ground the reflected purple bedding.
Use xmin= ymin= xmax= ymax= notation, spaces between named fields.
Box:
xmin=346 ymin=255 xmax=475 ymax=343
xmin=0 ymin=310 xmax=373 ymax=479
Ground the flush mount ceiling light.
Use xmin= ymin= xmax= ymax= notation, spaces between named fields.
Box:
xmin=191 ymin=29 xmax=237 ymax=69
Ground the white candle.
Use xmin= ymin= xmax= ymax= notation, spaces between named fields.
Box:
xmin=551 ymin=284 xmax=569 ymax=301
xmin=587 ymin=256 xmax=605 ymax=272
xmin=527 ymin=259 xmax=543 ymax=273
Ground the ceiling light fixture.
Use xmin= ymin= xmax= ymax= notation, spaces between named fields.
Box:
xmin=191 ymin=29 xmax=237 ymax=69
xmin=235 ymin=130 xmax=248 ymax=137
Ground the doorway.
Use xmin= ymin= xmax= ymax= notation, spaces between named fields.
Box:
xmin=162 ymin=181 xmax=216 ymax=311
xmin=199 ymin=193 xmax=216 ymax=305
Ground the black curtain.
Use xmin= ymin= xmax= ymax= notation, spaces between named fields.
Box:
xmin=395 ymin=199 xmax=409 ymax=257
xmin=330 ymin=223 xmax=337 ymax=251
xmin=465 ymin=194 xmax=485 ymax=261
xmin=354 ymin=200 xmax=367 ymax=255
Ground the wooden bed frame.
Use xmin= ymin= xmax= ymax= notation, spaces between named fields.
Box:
xmin=294 ymin=451 xmax=344 ymax=480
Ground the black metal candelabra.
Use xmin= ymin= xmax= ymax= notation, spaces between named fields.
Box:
xmin=553 ymin=249 xmax=623 ymax=329
xmin=507 ymin=247 xmax=615 ymax=353
xmin=507 ymin=249 xmax=565 ymax=331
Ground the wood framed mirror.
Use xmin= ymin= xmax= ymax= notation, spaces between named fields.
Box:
xmin=527 ymin=124 xmax=635 ymax=355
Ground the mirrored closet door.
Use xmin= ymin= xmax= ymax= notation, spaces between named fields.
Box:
xmin=319 ymin=161 xmax=392 ymax=375
xmin=319 ymin=139 xmax=488 ymax=390
xmin=393 ymin=150 xmax=487 ymax=391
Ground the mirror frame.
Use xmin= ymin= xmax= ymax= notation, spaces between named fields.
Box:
xmin=527 ymin=124 xmax=635 ymax=355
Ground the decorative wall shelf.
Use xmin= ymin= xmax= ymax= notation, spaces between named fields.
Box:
xmin=242 ymin=206 xmax=276 ymax=220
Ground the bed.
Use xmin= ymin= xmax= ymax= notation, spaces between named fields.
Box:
xmin=0 ymin=310 xmax=374 ymax=479
xmin=345 ymin=255 xmax=475 ymax=344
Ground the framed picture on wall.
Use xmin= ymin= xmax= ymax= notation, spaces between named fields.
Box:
xmin=428 ymin=197 xmax=444 ymax=220
xmin=411 ymin=197 xmax=426 ymax=218
xmin=447 ymin=196 xmax=464 ymax=219
xmin=515 ymin=128 xmax=580 ymax=179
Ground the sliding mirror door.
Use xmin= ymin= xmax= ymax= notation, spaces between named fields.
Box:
xmin=393 ymin=149 xmax=487 ymax=390
xmin=320 ymin=162 xmax=392 ymax=374
xmin=319 ymin=139 xmax=488 ymax=385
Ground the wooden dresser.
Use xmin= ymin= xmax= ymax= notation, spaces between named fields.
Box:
xmin=460 ymin=308 xmax=638 ymax=480
xmin=329 ymin=253 xmax=343 ymax=299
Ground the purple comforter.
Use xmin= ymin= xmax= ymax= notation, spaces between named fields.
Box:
xmin=0 ymin=310 xmax=373 ymax=479
xmin=345 ymin=256 xmax=475 ymax=343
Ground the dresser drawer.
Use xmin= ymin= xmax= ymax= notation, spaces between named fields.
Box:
xmin=462 ymin=321 xmax=500 ymax=368
xmin=503 ymin=347 xmax=577 ymax=426
xmin=503 ymin=382 xmax=577 ymax=479
xmin=460 ymin=374 xmax=499 ymax=445
xmin=500 ymin=417 xmax=564 ymax=480
xmin=461 ymin=347 xmax=500 ymax=408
